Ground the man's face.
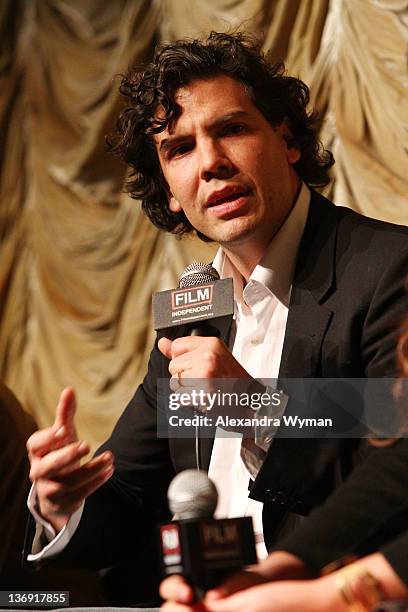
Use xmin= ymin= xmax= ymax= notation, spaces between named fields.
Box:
xmin=154 ymin=75 xmax=301 ymax=253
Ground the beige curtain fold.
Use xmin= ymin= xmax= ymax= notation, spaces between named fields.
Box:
xmin=1 ymin=0 xmax=407 ymax=449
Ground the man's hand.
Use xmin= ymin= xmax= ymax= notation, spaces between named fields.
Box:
xmin=27 ymin=388 xmax=114 ymax=533
xmin=158 ymin=336 xmax=251 ymax=380
xmin=158 ymin=336 xmax=254 ymax=419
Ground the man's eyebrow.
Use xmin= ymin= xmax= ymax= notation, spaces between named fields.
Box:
xmin=159 ymin=135 xmax=186 ymax=153
xmin=158 ymin=110 xmax=251 ymax=153
xmin=210 ymin=110 xmax=251 ymax=128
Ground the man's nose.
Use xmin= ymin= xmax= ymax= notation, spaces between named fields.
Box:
xmin=198 ymin=138 xmax=234 ymax=181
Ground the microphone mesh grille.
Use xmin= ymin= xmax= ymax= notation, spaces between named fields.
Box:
xmin=179 ymin=262 xmax=220 ymax=288
xmin=168 ymin=469 xmax=218 ymax=520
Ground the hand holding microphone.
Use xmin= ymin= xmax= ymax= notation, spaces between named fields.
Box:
xmin=154 ymin=261 xmax=250 ymax=386
xmin=158 ymin=335 xmax=251 ymax=383
xmin=154 ymin=262 xmax=257 ymax=472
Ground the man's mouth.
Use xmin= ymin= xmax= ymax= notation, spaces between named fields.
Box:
xmin=206 ymin=187 xmax=250 ymax=208
xmin=205 ymin=186 xmax=251 ymax=219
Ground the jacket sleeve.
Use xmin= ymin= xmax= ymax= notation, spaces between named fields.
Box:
xmin=273 ymin=438 xmax=408 ymax=573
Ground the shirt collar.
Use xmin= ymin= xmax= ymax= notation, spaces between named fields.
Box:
xmin=212 ymin=182 xmax=311 ymax=307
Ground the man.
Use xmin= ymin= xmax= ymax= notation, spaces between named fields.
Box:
xmin=26 ymin=32 xmax=407 ymax=601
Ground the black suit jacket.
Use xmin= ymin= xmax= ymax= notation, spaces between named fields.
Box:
xmin=28 ymin=190 xmax=408 ymax=575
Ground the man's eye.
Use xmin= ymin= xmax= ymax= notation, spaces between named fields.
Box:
xmin=169 ymin=144 xmax=192 ymax=158
xmin=224 ymin=124 xmax=245 ymax=135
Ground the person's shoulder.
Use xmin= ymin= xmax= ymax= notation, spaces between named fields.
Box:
xmin=312 ymin=190 xmax=408 ymax=245
xmin=338 ymin=206 xmax=407 ymax=238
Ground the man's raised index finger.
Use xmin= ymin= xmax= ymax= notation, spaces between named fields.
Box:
xmin=54 ymin=387 xmax=77 ymax=435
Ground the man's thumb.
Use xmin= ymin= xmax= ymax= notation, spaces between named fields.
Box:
xmin=158 ymin=337 xmax=173 ymax=360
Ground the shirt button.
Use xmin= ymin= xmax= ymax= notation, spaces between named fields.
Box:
xmin=251 ymin=338 xmax=261 ymax=346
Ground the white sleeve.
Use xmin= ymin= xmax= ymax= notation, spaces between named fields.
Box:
xmin=27 ymin=484 xmax=84 ymax=561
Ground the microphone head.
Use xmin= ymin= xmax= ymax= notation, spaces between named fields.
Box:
xmin=168 ymin=469 xmax=218 ymax=520
xmin=179 ymin=262 xmax=220 ymax=288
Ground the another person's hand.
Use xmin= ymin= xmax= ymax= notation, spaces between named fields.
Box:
xmin=27 ymin=388 xmax=114 ymax=533
xmin=202 ymin=578 xmax=339 ymax=612
xmin=160 ymin=552 xmax=408 ymax=611
xmin=159 ymin=553 xmax=310 ymax=612
xmin=159 ymin=575 xmax=196 ymax=612
xmin=160 ymin=570 xmax=266 ymax=612
xmin=159 ymin=574 xmax=342 ymax=612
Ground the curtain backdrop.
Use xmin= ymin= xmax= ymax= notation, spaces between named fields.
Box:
xmin=1 ymin=0 xmax=407 ymax=449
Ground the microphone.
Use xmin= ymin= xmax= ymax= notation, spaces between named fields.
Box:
xmin=178 ymin=263 xmax=221 ymax=337
xmin=158 ymin=470 xmax=257 ymax=596
xmin=168 ymin=468 xmax=218 ymax=519
xmin=153 ymin=262 xmax=235 ymax=470
xmin=152 ymin=262 xmax=234 ymax=340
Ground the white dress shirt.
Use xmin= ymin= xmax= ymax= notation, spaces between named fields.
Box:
xmin=209 ymin=182 xmax=310 ymax=559
xmin=28 ymin=183 xmax=310 ymax=561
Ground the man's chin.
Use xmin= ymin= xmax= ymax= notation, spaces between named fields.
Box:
xmin=215 ymin=221 xmax=257 ymax=248
xmin=215 ymin=229 xmax=252 ymax=249
xmin=190 ymin=215 xmax=257 ymax=247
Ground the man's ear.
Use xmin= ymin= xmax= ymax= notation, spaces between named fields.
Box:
xmin=159 ymin=170 xmax=182 ymax=213
xmin=169 ymin=195 xmax=182 ymax=213
xmin=276 ymin=121 xmax=301 ymax=165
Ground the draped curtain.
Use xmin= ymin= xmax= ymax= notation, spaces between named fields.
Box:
xmin=1 ymin=0 xmax=407 ymax=449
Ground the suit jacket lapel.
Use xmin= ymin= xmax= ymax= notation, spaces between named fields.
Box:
xmin=251 ymin=192 xmax=341 ymax=509
xmin=279 ymin=190 xmax=338 ymax=379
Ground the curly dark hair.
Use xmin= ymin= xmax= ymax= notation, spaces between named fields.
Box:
xmin=108 ymin=31 xmax=334 ymax=240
